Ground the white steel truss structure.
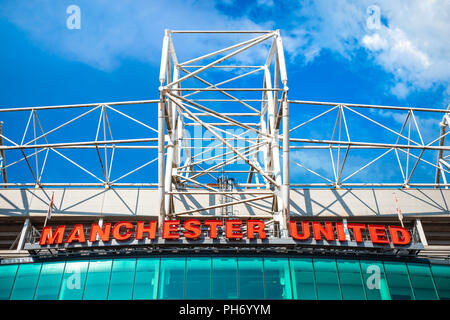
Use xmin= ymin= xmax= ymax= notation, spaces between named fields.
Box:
xmin=157 ymin=30 xmax=290 ymax=233
xmin=0 ymin=30 xmax=449 ymax=237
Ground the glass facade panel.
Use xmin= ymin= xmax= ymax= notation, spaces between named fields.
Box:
xmin=133 ymin=258 xmax=160 ymax=300
xmin=83 ymin=259 xmax=112 ymax=300
xmin=290 ymin=258 xmax=317 ymax=300
xmin=0 ymin=264 xmax=17 ymax=300
xmin=158 ymin=257 xmax=185 ymax=299
xmin=264 ymin=258 xmax=292 ymax=299
xmin=407 ymin=263 xmax=438 ymax=300
xmin=313 ymin=259 xmax=341 ymax=300
xmin=384 ymin=261 xmax=415 ymax=300
xmin=337 ymin=260 xmax=366 ymax=300
xmin=108 ymin=259 xmax=136 ymax=300
xmin=430 ymin=264 xmax=450 ymax=300
xmin=10 ymin=263 xmax=42 ymax=300
xmin=360 ymin=260 xmax=391 ymax=300
xmin=2 ymin=256 xmax=450 ymax=300
xmin=211 ymin=257 xmax=238 ymax=299
xmin=185 ymin=257 xmax=211 ymax=299
xmin=34 ymin=262 xmax=65 ymax=300
xmin=238 ymin=257 xmax=264 ymax=299
xmin=58 ymin=260 xmax=88 ymax=300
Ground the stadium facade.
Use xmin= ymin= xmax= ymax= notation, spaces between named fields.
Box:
xmin=0 ymin=30 xmax=449 ymax=300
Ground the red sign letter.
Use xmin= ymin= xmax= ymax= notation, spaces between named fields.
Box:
xmin=204 ymin=220 xmax=222 ymax=239
xmin=66 ymin=224 xmax=86 ymax=244
xmin=389 ymin=226 xmax=411 ymax=245
xmin=247 ymin=220 xmax=266 ymax=239
xmin=40 ymin=226 xmax=65 ymax=245
xmin=89 ymin=223 xmax=111 ymax=242
xmin=347 ymin=223 xmax=366 ymax=242
xmin=289 ymin=221 xmax=310 ymax=240
xmin=163 ymin=220 xmax=180 ymax=239
xmin=184 ymin=219 xmax=202 ymax=239
xmin=136 ymin=221 xmax=157 ymax=240
xmin=312 ymin=222 xmax=334 ymax=241
xmin=112 ymin=221 xmax=133 ymax=241
xmin=226 ymin=220 xmax=243 ymax=239
xmin=368 ymin=225 xmax=389 ymax=244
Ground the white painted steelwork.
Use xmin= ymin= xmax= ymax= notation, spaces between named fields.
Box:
xmin=0 ymin=30 xmax=449 ymax=238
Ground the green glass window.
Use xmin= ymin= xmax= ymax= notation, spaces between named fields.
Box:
xmin=83 ymin=259 xmax=112 ymax=300
xmin=337 ymin=260 xmax=366 ymax=300
xmin=360 ymin=261 xmax=391 ymax=300
xmin=4 ymin=257 xmax=450 ymax=301
xmin=108 ymin=259 xmax=136 ymax=300
xmin=290 ymin=258 xmax=317 ymax=300
xmin=58 ymin=260 xmax=88 ymax=300
xmin=264 ymin=258 xmax=292 ymax=299
xmin=59 ymin=261 xmax=89 ymax=300
xmin=0 ymin=264 xmax=18 ymax=300
xmin=211 ymin=257 xmax=238 ymax=299
xmin=407 ymin=263 xmax=438 ymax=300
xmin=430 ymin=264 xmax=450 ymax=300
xmin=10 ymin=263 xmax=42 ymax=300
xmin=34 ymin=262 xmax=65 ymax=300
xmin=313 ymin=259 xmax=341 ymax=300
xmin=238 ymin=257 xmax=264 ymax=299
xmin=133 ymin=258 xmax=160 ymax=300
xmin=384 ymin=261 xmax=414 ymax=300
xmin=158 ymin=257 xmax=185 ymax=299
xmin=185 ymin=257 xmax=211 ymax=299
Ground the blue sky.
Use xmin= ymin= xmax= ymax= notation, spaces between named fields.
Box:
xmin=0 ymin=0 xmax=449 ymax=186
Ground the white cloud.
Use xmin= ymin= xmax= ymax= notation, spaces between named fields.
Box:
xmin=257 ymin=0 xmax=274 ymax=7
xmin=283 ymin=0 xmax=366 ymax=61
xmin=390 ymin=82 xmax=409 ymax=99
xmin=1 ymin=0 xmax=449 ymax=102
xmin=361 ymin=33 xmax=388 ymax=51
xmin=370 ymin=108 xmax=440 ymax=144
xmin=283 ymin=0 xmax=450 ymax=100
xmin=0 ymin=0 xmax=269 ymax=71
